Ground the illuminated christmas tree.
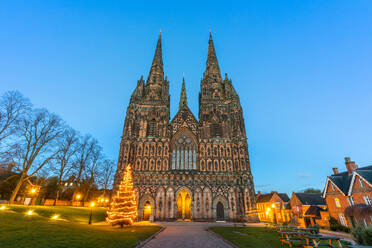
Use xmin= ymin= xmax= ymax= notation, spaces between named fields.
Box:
xmin=106 ymin=164 xmax=138 ymax=227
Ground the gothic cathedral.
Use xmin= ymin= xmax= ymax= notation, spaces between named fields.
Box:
xmin=113 ymin=32 xmax=257 ymax=222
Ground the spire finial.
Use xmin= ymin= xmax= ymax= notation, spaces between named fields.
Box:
xmin=179 ymin=76 xmax=188 ymax=110
xmin=205 ymin=31 xmax=222 ymax=82
xmin=147 ymin=32 xmax=164 ymax=84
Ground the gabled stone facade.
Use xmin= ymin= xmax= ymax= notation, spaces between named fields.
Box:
xmin=113 ymin=32 xmax=257 ymax=222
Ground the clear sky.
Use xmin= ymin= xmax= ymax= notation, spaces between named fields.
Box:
xmin=1 ymin=1 xmax=372 ymax=194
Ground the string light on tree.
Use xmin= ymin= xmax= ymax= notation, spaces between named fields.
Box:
xmin=106 ymin=164 xmax=138 ymax=227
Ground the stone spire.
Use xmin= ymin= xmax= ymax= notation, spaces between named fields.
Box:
xmin=179 ymin=76 xmax=188 ymax=110
xmin=147 ymin=31 xmax=164 ymax=84
xmin=204 ymin=31 xmax=222 ymax=82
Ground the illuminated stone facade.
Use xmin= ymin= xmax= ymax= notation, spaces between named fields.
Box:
xmin=113 ymin=33 xmax=257 ymax=221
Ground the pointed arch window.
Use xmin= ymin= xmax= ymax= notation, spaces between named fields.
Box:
xmin=147 ymin=119 xmax=157 ymax=137
xmin=171 ymin=132 xmax=197 ymax=170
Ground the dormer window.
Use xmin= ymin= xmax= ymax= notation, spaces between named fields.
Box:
xmin=331 ymin=183 xmax=335 ymax=191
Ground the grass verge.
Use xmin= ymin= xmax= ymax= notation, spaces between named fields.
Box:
xmin=0 ymin=206 xmax=161 ymax=248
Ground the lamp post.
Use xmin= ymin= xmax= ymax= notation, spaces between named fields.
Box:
xmin=30 ymin=187 xmax=39 ymax=205
xmin=88 ymin=202 xmax=95 ymax=225
xmin=271 ymin=203 xmax=277 ymax=224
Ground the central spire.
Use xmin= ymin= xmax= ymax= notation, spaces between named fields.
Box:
xmin=204 ymin=32 xmax=222 ymax=82
xmin=179 ymin=76 xmax=188 ymax=110
xmin=147 ymin=31 xmax=164 ymax=84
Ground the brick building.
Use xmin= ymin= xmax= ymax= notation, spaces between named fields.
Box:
xmin=256 ymin=191 xmax=292 ymax=224
xmin=291 ymin=192 xmax=328 ymax=228
xmin=323 ymin=157 xmax=372 ymax=228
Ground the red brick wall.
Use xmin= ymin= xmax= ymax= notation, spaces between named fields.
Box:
xmin=325 ymin=181 xmax=350 ymax=226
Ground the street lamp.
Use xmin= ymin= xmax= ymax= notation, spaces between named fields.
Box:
xmin=271 ymin=204 xmax=277 ymax=224
xmin=88 ymin=202 xmax=95 ymax=225
xmin=76 ymin=194 xmax=81 ymax=200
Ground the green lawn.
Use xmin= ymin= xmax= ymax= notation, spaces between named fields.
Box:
xmin=0 ymin=205 xmax=161 ymax=248
xmin=5 ymin=205 xmax=108 ymax=223
xmin=210 ymin=227 xmax=281 ymax=248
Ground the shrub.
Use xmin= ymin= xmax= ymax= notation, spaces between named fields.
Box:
xmin=362 ymin=225 xmax=372 ymax=245
xmin=329 ymin=217 xmax=350 ymax=233
xmin=352 ymin=226 xmax=364 ymax=245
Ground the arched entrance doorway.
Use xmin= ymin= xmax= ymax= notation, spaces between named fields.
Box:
xmin=143 ymin=201 xmax=151 ymax=221
xmin=217 ymin=202 xmax=224 ymax=221
xmin=176 ymin=190 xmax=191 ymax=220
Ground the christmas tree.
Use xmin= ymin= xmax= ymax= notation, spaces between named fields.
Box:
xmin=107 ymin=164 xmax=138 ymax=226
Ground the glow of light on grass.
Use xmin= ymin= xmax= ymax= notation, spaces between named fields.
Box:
xmin=27 ymin=210 xmax=33 ymax=215
xmin=0 ymin=205 xmax=6 ymax=210
xmin=51 ymin=215 xmax=59 ymax=220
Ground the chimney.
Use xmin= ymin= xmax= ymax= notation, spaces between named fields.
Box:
xmin=345 ymin=157 xmax=358 ymax=175
xmin=332 ymin=167 xmax=339 ymax=174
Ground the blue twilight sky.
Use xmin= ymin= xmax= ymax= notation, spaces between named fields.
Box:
xmin=1 ymin=1 xmax=372 ymax=194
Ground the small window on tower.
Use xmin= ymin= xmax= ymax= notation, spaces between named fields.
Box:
xmin=147 ymin=119 xmax=157 ymax=137
xmin=211 ymin=123 xmax=222 ymax=137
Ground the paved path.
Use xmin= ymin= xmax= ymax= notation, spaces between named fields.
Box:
xmin=143 ymin=222 xmax=234 ymax=248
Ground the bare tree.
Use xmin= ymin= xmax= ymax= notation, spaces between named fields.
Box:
xmin=97 ymin=159 xmax=115 ymax=197
xmin=53 ymin=128 xmax=79 ymax=205
xmin=72 ymin=135 xmax=95 ymax=200
xmin=9 ymin=109 xmax=63 ymax=203
xmin=0 ymin=91 xmax=31 ymax=166
xmin=82 ymin=141 xmax=101 ymax=202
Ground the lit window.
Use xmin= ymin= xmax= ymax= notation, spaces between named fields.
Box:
xmin=359 ymin=178 xmax=365 ymax=188
xmin=335 ymin=198 xmax=342 ymax=208
xmin=338 ymin=213 xmax=347 ymax=226
xmin=347 ymin=197 xmax=355 ymax=206
xmin=363 ymin=196 xmax=372 ymax=205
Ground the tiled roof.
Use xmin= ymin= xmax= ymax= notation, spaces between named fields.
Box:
xmin=278 ymin=193 xmax=290 ymax=202
xmin=294 ymin=193 xmax=326 ymax=206
xmin=256 ymin=193 xmax=274 ymax=203
xmin=328 ymin=165 xmax=372 ymax=194
xmin=304 ymin=205 xmax=326 ymax=218
xmin=256 ymin=192 xmax=290 ymax=203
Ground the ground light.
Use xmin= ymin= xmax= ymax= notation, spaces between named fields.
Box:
xmin=27 ymin=210 xmax=33 ymax=215
xmin=0 ymin=205 xmax=6 ymax=210
xmin=51 ymin=215 xmax=59 ymax=220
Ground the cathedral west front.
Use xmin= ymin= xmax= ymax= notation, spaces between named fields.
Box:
xmin=113 ymin=32 xmax=257 ymax=222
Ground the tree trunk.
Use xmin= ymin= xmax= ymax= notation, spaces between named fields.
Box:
xmin=54 ymin=175 xmax=63 ymax=206
xmin=54 ymin=184 xmax=61 ymax=206
xmin=9 ymin=173 xmax=25 ymax=204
